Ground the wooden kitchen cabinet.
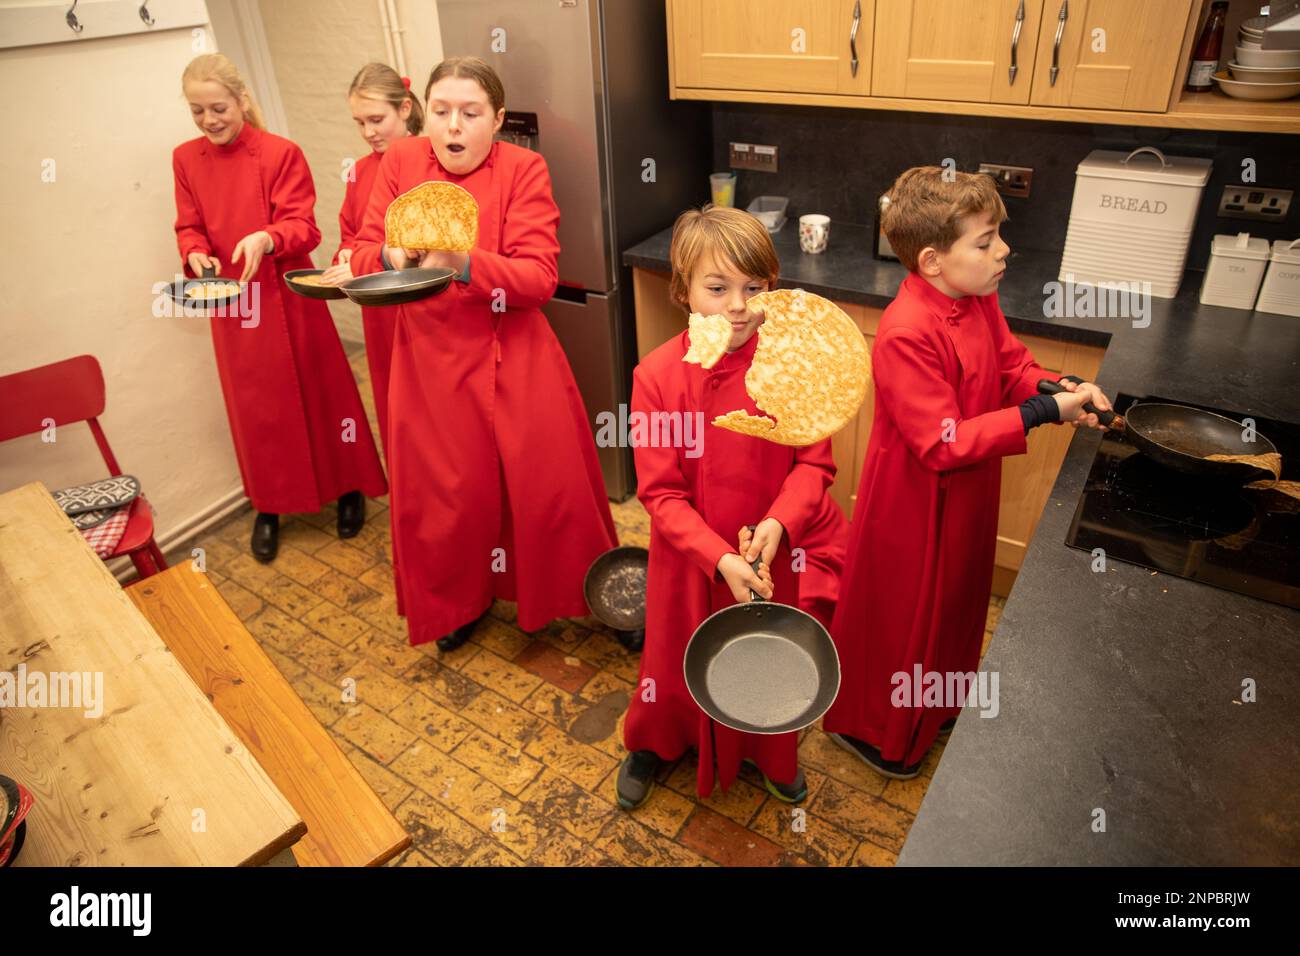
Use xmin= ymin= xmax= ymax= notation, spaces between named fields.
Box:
xmin=669 ymin=0 xmax=873 ymax=96
xmin=872 ymin=0 xmax=1045 ymax=105
xmin=666 ymin=0 xmax=1296 ymax=132
xmin=1028 ymin=0 xmax=1193 ymax=112
xmin=630 ymin=266 xmax=1104 ymax=597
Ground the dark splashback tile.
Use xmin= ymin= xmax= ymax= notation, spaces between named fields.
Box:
xmin=711 ymin=103 xmax=1299 ymax=270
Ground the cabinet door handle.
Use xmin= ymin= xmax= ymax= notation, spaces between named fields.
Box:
xmin=1009 ymin=0 xmax=1025 ymax=84
xmin=1050 ymin=0 xmax=1069 ymax=87
xmin=850 ymin=0 xmax=861 ymax=77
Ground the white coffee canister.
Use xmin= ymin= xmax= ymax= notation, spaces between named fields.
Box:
xmin=1255 ymin=238 xmax=1300 ymax=318
xmin=1199 ymin=232 xmax=1270 ymax=309
xmin=1060 ymin=146 xmax=1212 ymax=299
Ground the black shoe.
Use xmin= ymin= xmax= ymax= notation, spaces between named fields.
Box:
xmin=251 ymin=513 xmax=279 ymax=563
xmin=337 ymin=490 xmax=365 ymax=539
xmin=436 ymin=608 xmax=487 ymax=653
xmin=745 ymin=760 xmax=808 ymax=803
xmin=937 ymin=717 xmax=957 ymax=740
xmin=827 ymin=732 xmax=922 ymax=781
xmin=614 ymin=628 xmax=645 ymax=653
xmin=616 ymin=750 xmax=661 ymax=810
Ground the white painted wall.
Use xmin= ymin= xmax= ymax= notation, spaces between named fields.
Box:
xmin=0 ymin=20 xmax=247 ymax=554
xmin=257 ymin=0 xmax=444 ymax=342
xmin=0 ymin=1 xmax=445 ymax=566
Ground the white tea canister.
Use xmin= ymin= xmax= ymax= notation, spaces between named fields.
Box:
xmin=799 ymin=214 xmax=830 ymax=255
xmin=1199 ymin=232 xmax=1269 ymax=309
xmin=1255 ymin=239 xmax=1300 ymax=318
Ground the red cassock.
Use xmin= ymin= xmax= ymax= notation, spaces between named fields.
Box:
xmin=172 ymin=123 xmax=387 ymax=514
xmin=350 ymin=138 xmax=618 ymax=644
xmin=625 ymin=330 xmax=840 ymax=798
xmin=334 ymin=149 xmax=399 ymax=457
xmin=823 ymin=272 xmax=1056 ymax=766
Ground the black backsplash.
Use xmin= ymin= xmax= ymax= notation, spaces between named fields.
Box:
xmin=712 ymin=103 xmax=1300 ymax=271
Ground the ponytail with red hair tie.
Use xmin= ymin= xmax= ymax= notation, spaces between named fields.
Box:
xmin=401 ymin=75 xmax=411 ymax=90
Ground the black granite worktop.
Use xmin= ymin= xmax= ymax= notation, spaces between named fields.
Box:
xmin=624 ymin=222 xmax=1300 ymax=865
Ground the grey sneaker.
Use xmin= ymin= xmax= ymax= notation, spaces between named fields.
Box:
xmin=616 ymin=750 xmax=660 ymax=810
xmin=827 ymin=732 xmax=922 ymax=781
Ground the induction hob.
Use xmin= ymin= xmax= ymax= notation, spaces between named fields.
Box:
xmin=1065 ymin=393 xmax=1300 ymax=610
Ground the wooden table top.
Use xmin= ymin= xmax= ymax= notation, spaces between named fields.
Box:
xmin=128 ymin=566 xmax=410 ymax=867
xmin=0 ymin=482 xmax=304 ymax=866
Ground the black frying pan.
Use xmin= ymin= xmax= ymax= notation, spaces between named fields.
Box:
xmin=284 ymin=268 xmax=347 ymax=300
xmin=340 ymin=266 xmax=456 ymax=307
xmin=584 ymin=546 xmax=648 ymax=631
xmin=166 ymin=264 xmax=245 ymax=309
xmin=1037 ymin=381 xmax=1278 ymax=484
xmin=683 ymin=545 xmax=840 ymax=735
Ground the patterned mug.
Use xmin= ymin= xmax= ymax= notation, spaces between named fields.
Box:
xmin=799 ymin=214 xmax=830 ymax=254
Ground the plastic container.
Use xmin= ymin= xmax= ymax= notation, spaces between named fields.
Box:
xmin=746 ymin=195 xmax=788 ymax=232
xmin=1255 ymin=238 xmax=1300 ymax=317
xmin=1059 ymin=146 xmax=1212 ymax=299
xmin=1199 ymin=232 xmax=1269 ymax=309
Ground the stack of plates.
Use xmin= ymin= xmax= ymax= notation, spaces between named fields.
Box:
xmin=1215 ymin=16 xmax=1300 ymax=99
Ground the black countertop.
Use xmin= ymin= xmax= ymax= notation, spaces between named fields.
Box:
xmin=624 ymin=222 xmax=1300 ymax=865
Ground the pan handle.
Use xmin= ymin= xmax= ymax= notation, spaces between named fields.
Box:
xmin=200 ymin=265 xmax=216 ymax=279
xmin=744 ymin=524 xmax=766 ymax=604
xmin=1037 ymin=378 xmax=1117 ymax=427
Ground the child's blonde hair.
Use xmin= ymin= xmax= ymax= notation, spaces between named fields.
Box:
xmin=182 ymin=53 xmax=265 ymax=129
xmin=668 ymin=205 xmax=779 ymax=311
xmin=883 ymin=166 xmax=1008 ymax=272
xmin=350 ymin=62 xmax=424 ymax=136
xmin=425 ymin=55 xmax=506 ymax=115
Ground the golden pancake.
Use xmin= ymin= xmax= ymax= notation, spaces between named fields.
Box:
xmin=683 ymin=312 xmax=732 ymax=369
xmin=711 ymin=288 xmax=870 ymax=447
xmin=384 ymin=180 xmax=479 ymax=252
xmin=185 ymin=281 xmax=240 ymax=299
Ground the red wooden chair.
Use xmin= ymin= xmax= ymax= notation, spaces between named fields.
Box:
xmin=0 ymin=355 xmax=168 ymax=579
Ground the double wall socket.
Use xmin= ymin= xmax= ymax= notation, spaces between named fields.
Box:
xmin=978 ymin=163 xmax=1033 ymax=198
xmin=1218 ymin=186 xmax=1292 ymax=222
xmin=729 ymin=142 xmax=779 ymax=173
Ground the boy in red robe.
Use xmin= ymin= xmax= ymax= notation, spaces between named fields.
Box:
xmin=617 ymin=206 xmax=848 ymax=809
xmin=823 ymin=166 xmax=1113 ymax=779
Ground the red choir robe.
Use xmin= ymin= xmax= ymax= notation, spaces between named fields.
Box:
xmin=334 ymin=149 xmax=399 ymax=458
xmin=173 ymin=122 xmax=387 ymax=514
xmin=625 ymin=329 xmax=839 ymax=798
xmin=350 ymin=137 xmax=618 ymax=644
xmin=823 ymin=272 xmax=1057 ymax=766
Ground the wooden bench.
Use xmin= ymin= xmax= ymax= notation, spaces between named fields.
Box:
xmin=127 ymin=565 xmax=410 ymax=866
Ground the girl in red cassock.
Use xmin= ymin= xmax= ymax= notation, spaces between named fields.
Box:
xmin=172 ymin=53 xmax=386 ymax=563
xmin=349 ymin=56 xmax=617 ymax=650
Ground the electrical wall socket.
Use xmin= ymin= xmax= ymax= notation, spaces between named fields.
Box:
xmin=729 ymin=142 xmax=779 ymax=173
xmin=978 ymin=163 xmax=1033 ymax=198
xmin=1218 ymin=186 xmax=1292 ymax=222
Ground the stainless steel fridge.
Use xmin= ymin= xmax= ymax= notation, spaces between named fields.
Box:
xmin=436 ymin=0 xmax=712 ymax=500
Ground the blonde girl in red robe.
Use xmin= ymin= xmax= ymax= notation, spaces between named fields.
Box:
xmin=320 ymin=62 xmax=423 ymax=458
xmin=349 ymin=56 xmax=617 ymax=651
xmin=617 ymin=206 xmax=848 ymax=809
xmin=173 ymin=54 xmax=387 ymax=562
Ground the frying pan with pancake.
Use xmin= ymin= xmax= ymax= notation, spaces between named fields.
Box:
xmin=285 ymin=269 xmax=346 ymax=300
xmin=340 ymin=266 xmax=457 ymax=307
xmin=167 ymin=265 xmax=244 ymax=309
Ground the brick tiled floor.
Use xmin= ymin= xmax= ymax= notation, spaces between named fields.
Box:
xmin=186 ymin=348 xmax=1004 ymax=867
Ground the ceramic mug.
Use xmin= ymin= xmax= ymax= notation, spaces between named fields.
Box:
xmin=799 ymin=214 xmax=830 ymax=254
